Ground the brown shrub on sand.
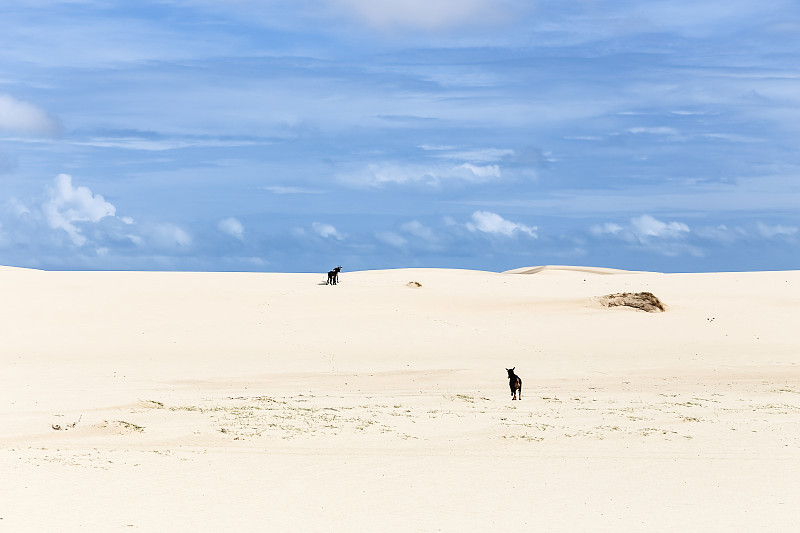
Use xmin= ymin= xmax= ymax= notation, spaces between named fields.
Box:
xmin=598 ymin=292 xmax=666 ymax=313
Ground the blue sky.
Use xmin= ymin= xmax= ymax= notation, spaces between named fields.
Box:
xmin=1 ymin=0 xmax=798 ymax=272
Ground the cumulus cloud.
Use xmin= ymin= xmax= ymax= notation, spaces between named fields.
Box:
xmin=466 ymin=211 xmax=537 ymax=238
xmin=312 ymin=222 xmax=345 ymax=240
xmin=0 ymin=173 xmax=203 ymax=268
xmin=42 ymin=174 xmax=116 ymax=246
xmin=0 ymin=94 xmax=59 ymax=136
xmin=593 ymin=214 xmax=690 ymax=243
xmin=592 ymin=214 xmax=698 ymax=256
xmin=218 ymin=217 xmax=244 ymax=240
xmin=629 ymin=214 xmax=690 ymax=240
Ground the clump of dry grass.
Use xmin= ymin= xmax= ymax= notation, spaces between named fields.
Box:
xmin=598 ymin=292 xmax=666 ymax=313
xmin=108 ymin=420 xmax=145 ymax=432
xmin=51 ymin=415 xmax=82 ymax=431
xmin=406 ymin=281 xmax=422 ymax=288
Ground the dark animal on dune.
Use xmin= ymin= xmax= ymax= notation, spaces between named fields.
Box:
xmin=506 ymin=367 xmax=522 ymax=400
xmin=326 ymin=266 xmax=342 ymax=285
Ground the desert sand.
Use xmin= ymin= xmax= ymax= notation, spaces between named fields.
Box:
xmin=1 ymin=265 xmax=799 ymax=531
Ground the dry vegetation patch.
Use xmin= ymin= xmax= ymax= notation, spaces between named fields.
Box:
xmin=598 ymin=292 xmax=666 ymax=312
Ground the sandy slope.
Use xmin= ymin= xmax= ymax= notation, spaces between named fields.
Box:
xmin=1 ymin=266 xmax=799 ymax=531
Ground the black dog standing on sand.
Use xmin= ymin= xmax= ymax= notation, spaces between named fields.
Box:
xmin=507 ymin=367 xmax=522 ymax=400
xmin=326 ymin=266 xmax=342 ymax=285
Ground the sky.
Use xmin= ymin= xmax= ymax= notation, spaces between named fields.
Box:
xmin=0 ymin=0 xmax=798 ymax=273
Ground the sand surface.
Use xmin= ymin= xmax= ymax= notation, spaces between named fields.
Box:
xmin=1 ymin=266 xmax=799 ymax=531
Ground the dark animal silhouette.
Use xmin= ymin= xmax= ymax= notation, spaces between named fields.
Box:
xmin=326 ymin=266 xmax=342 ymax=285
xmin=506 ymin=367 xmax=522 ymax=400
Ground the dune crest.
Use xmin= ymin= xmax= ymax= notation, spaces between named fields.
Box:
xmin=503 ymin=264 xmax=649 ymax=275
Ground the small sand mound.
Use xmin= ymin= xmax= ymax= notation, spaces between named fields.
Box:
xmin=406 ymin=281 xmax=422 ymax=288
xmin=598 ymin=292 xmax=666 ymax=313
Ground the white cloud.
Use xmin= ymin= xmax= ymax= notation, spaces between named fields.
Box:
xmin=312 ymin=222 xmax=345 ymax=240
xmin=670 ymin=110 xmax=707 ymax=116
xmin=401 ymin=220 xmax=436 ymax=241
xmin=434 ymin=148 xmax=515 ymax=162
xmin=694 ymin=224 xmax=750 ymax=244
xmin=149 ymin=223 xmax=192 ymax=248
xmin=630 ymin=214 xmax=690 ymax=240
xmin=4 ymin=198 xmax=31 ymax=218
xmin=457 ymin=163 xmax=501 ymax=179
xmin=0 ymin=94 xmax=59 ymax=136
xmin=592 ymin=215 xmax=694 ymax=255
xmin=343 ymin=163 xmax=425 ymax=186
xmin=564 ymin=135 xmax=604 ymax=141
xmin=702 ymin=133 xmax=762 ymax=143
xmin=340 ymin=161 xmax=505 ymax=187
xmin=466 ymin=210 xmax=537 ymax=238
xmin=329 ymin=0 xmax=519 ymax=31
xmin=42 ymin=174 xmax=116 ymax=246
xmin=693 ymin=222 xmax=797 ymax=243
xmin=591 ymin=222 xmax=624 ymax=236
xmin=418 ymin=144 xmax=457 ymax=152
xmin=218 ymin=217 xmax=244 ymax=240
xmin=263 ymin=185 xmax=324 ymax=195
xmin=376 ymin=231 xmax=407 ymax=248
xmin=756 ymin=221 xmax=798 ymax=240
xmin=627 ymin=127 xmax=679 ymax=136
xmin=71 ymin=137 xmax=262 ymax=151
xmin=0 ymin=173 xmax=205 ymax=264
xmin=126 ymin=233 xmax=144 ymax=246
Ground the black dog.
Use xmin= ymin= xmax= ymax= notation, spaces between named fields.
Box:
xmin=506 ymin=367 xmax=522 ymax=400
xmin=326 ymin=266 xmax=342 ymax=285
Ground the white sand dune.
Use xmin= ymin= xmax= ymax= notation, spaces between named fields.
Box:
xmin=503 ymin=264 xmax=644 ymax=275
xmin=1 ymin=266 xmax=800 ymax=531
